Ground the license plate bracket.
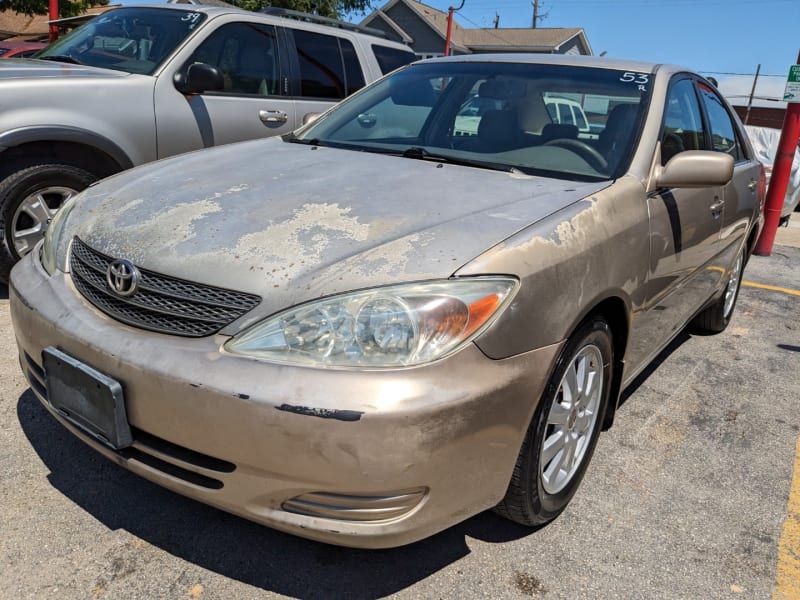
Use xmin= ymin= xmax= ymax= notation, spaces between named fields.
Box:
xmin=43 ymin=347 xmax=132 ymax=450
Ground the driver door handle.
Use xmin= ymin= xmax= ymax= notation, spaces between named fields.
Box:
xmin=259 ymin=110 xmax=288 ymax=124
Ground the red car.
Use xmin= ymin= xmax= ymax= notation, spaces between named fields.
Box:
xmin=0 ymin=41 xmax=46 ymax=58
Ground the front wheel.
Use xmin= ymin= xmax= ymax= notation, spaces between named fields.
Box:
xmin=495 ymin=317 xmax=613 ymax=526
xmin=0 ymin=164 xmax=97 ymax=283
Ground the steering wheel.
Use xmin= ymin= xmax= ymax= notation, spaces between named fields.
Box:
xmin=543 ymin=138 xmax=608 ymax=172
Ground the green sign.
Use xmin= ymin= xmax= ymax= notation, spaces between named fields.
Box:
xmin=784 ymin=64 xmax=800 ymax=103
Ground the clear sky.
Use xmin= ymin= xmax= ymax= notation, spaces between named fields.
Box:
xmin=410 ymin=0 xmax=798 ymax=96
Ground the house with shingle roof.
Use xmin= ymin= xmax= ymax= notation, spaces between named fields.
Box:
xmin=360 ymin=0 xmax=591 ymax=59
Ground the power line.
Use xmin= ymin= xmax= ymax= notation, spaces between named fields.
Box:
xmin=700 ymin=71 xmax=786 ymax=77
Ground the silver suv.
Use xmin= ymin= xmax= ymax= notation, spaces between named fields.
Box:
xmin=0 ymin=5 xmax=415 ymax=281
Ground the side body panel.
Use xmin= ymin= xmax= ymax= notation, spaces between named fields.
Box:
xmin=0 ymin=76 xmax=157 ymax=166
xmin=459 ymin=177 xmax=649 ymax=363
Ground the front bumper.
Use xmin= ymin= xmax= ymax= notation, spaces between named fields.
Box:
xmin=10 ymin=253 xmax=562 ymax=548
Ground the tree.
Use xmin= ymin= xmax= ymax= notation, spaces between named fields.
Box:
xmin=229 ymin=0 xmax=373 ymax=20
xmin=1 ymin=0 xmax=370 ymax=21
xmin=0 ymin=0 xmax=109 ymax=18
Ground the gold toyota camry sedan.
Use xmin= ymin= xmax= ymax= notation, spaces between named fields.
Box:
xmin=9 ymin=55 xmax=764 ymax=548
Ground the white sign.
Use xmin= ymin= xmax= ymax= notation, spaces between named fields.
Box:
xmin=783 ymin=65 xmax=800 ymax=103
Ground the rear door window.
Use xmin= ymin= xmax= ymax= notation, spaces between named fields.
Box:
xmin=292 ymin=30 xmax=365 ymax=99
xmin=698 ymin=82 xmax=745 ymax=162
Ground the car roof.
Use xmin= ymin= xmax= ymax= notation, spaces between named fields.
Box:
xmin=421 ymin=53 xmax=691 ymax=77
xmin=117 ymin=4 xmax=409 ymax=46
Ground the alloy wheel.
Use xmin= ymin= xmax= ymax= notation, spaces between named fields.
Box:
xmin=723 ymin=251 xmax=743 ymax=319
xmin=10 ymin=186 xmax=77 ymax=257
xmin=540 ymin=344 xmax=603 ymax=495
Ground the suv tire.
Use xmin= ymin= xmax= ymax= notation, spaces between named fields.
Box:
xmin=0 ymin=164 xmax=97 ymax=283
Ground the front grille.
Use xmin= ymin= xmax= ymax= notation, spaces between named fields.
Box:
xmin=69 ymin=237 xmax=261 ymax=337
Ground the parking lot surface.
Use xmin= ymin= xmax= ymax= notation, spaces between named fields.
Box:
xmin=1 ymin=239 xmax=798 ymax=599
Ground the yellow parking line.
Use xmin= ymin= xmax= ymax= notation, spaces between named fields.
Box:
xmin=741 ymin=280 xmax=800 ymax=297
xmin=774 ymin=437 xmax=800 ymax=599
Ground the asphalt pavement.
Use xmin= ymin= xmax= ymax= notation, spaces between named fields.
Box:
xmin=1 ymin=239 xmax=798 ymax=599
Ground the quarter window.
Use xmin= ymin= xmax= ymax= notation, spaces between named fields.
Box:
xmin=372 ymin=45 xmax=415 ymax=75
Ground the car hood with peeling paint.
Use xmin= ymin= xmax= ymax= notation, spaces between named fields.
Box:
xmin=61 ymin=137 xmax=610 ymax=323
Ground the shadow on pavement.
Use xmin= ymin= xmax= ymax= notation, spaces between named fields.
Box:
xmin=616 ymin=330 xmax=691 ymax=410
xmin=0 ymin=283 xmax=7 ymax=300
xmin=17 ymin=390 xmax=534 ymax=598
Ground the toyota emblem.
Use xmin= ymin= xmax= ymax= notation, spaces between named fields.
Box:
xmin=106 ymin=259 xmax=140 ymax=297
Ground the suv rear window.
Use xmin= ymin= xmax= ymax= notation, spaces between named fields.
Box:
xmin=372 ymin=45 xmax=415 ymax=75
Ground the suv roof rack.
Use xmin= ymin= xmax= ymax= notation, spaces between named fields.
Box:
xmin=259 ymin=7 xmax=387 ymax=39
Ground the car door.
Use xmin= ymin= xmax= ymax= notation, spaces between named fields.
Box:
xmin=696 ymin=80 xmax=762 ymax=267
xmin=153 ymin=20 xmax=296 ymax=158
xmin=629 ymin=76 xmax=726 ymax=367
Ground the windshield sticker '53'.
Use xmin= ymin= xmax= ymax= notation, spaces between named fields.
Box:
xmin=620 ymin=72 xmax=649 ymax=92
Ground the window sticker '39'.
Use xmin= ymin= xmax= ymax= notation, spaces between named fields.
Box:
xmin=620 ymin=72 xmax=649 ymax=92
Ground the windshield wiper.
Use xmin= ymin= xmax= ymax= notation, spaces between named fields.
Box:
xmin=401 ymin=146 xmax=516 ymax=173
xmin=282 ymin=133 xmax=325 ymax=146
xmin=38 ymin=55 xmax=83 ymax=65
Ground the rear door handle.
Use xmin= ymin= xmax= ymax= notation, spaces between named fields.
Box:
xmin=748 ymin=180 xmax=758 ymax=191
xmin=259 ymin=110 xmax=288 ymax=124
xmin=709 ymin=198 xmax=724 ymax=217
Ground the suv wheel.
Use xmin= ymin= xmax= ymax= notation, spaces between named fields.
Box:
xmin=0 ymin=164 xmax=97 ymax=283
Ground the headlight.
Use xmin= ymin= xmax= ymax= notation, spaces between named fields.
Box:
xmin=41 ymin=194 xmax=79 ymax=275
xmin=225 ymin=277 xmax=518 ymax=368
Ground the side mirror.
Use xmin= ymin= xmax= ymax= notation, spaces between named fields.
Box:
xmin=656 ymin=150 xmax=734 ymax=188
xmin=174 ymin=63 xmax=224 ymax=95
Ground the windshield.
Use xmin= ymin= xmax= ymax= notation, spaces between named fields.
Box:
xmin=297 ymin=61 xmax=652 ymax=181
xmin=37 ymin=7 xmax=206 ymax=75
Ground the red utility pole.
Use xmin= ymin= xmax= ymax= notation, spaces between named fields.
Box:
xmin=48 ymin=0 xmax=59 ymax=42
xmin=754 ymin=50 xmax=800 ymax=256
xmin=444 ymin=0 xmax=464 ymax=57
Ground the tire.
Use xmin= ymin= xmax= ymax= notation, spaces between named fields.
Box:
xmin=692 ymin=244 xmax=745 ymax=334
xmin=0 ymin=164 xmax=96 ymax=283
xmin=495 ymin=317 xmax=613 ymax=526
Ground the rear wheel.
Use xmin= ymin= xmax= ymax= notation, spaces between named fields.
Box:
xmin=495 ymin=317 xmax=613 ymax=526
xmin=0 ymin=164 xmax=96 ymax=283
xmin=692 ymin=245 xmax=745 ymax=333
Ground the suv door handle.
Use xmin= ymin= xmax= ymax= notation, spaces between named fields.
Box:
xmin=709 ymin=198 xmax=724 ymax=217
xmin=748 ymin=180 xmax=758 ymax=191
xmin=259 ymin=110 xmax=288 ymax=124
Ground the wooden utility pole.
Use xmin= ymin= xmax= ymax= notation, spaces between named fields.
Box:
xmin=744 ymin=64 xmax=761 ymax=125
xmin=532 ymin=0 xmax=547 ymax=28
